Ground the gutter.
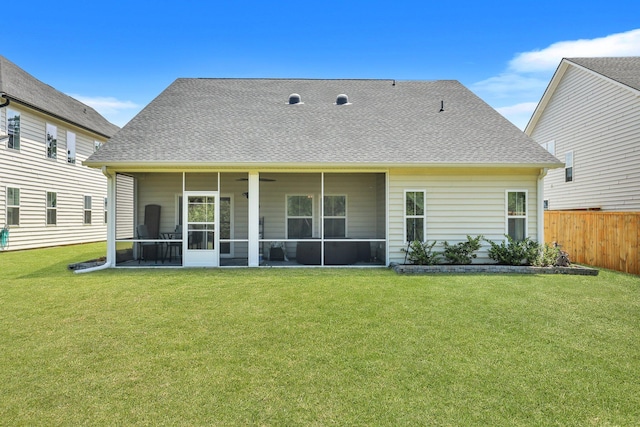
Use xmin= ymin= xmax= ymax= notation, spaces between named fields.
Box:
xmin=0 ymin=92 xmax=9 ymax=108
xmin=75 ymin=166 xmax=115 ymax=273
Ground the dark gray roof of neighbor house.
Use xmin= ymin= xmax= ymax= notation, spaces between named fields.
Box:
xmin=0 ymin=55 xmax=119 ymax=138
xmin=85 ymin=78 xmax=562 ymax=168
xmin=567 ymin=57 xmax=640 ymax=92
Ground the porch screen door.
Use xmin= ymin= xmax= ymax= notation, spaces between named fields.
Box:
xmin=183 ymin=192 xmax=218 ymax=267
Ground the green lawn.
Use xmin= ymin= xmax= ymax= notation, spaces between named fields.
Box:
xmin=1 ymin=243 xmax=639 ymax=426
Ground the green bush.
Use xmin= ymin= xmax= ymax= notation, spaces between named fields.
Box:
xmin=531 ymin=243 xmax=561 ymax=267
xmin=485 ymin=235 xmax=540 ymax=266
xmin=401 ymin=240 xmax=441 ymax=265
xmin=442 ymin=235 xmax=483 ymax=264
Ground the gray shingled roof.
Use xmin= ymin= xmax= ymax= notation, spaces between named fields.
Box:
xmin=85 ymin=78 xmax=561 ymax=168
xmin=0 ymin=55 xmax=119 ymax=138
xmin=567 ymin=57 xmax=640 ymax=92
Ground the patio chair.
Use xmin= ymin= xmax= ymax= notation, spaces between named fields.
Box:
xmin=165 ymin=225 xmax=182 ymax=262
xmin=137 ymin=224 xmax=160 ymax=264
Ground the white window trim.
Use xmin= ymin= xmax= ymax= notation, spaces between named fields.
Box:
xmin=565 ymin=151 xmax=574 ymax=183
xmin=285 ymin=194 xmax=314 ymax=239
xmin=83 ymin=195 xmax=92 ymax=225
xmin=67 ymin=131 xmax=77 ymax=164
xmin=541 ymin=140 xmax=555 ymax=156
xmin=323 ymin=194 xmax=347 ymax=238
xmin=6 ymin=186 xmax=20 ymax=226
xmin=6 ymin=108 xmax=20 ymax=150
xmin=403 ymin=189 xmax=426 ymax=243
xmin=505 ymin=190 xmax=528 ymax=240
xmin=46 ymin=123 xmax=57 ymax=160
xmin=46 ymin=191 xmax=57 ymax=225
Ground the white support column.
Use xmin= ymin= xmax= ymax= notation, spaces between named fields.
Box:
xmin=537 ymin=168 xmax=548 ymax=244
xmin=248 ymin=171 xmax=260 ymax=267
xmin=104 ymin=167 xmax=116 ymax=265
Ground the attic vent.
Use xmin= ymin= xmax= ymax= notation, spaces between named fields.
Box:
xmin=288 ymin=93 xmax=302 ymax=105
xmin=336 ymin=94 xmax=350 ymax=105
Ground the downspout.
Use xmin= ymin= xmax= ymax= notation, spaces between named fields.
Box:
xmin=76 ymin=166 xmax=115 ymax=273
xmin=537 ymin=168 xmax=548 ymax=244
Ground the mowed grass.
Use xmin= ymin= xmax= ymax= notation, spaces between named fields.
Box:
xmin=1 ymin=243 xmax=639 ymax=426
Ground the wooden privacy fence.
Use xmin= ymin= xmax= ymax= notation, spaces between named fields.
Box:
xmin=545 ymin=211 xmax=640 ymax=275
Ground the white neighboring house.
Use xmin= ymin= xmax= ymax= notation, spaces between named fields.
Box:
xmin=525 ymin=57 xmax=640 ymax=211
xmin=84 ymin=78 xmax=562 ymax=268
xmin=0 ymin=55 xmax=120 ymax=251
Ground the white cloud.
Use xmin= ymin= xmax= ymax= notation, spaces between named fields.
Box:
xmin=472 ymin=28 xmax=640 ymax=129
xmin=68 ymin=94 xmax=140 ymax=127
xmin=509 ymin=28 xmax=640 ymax=73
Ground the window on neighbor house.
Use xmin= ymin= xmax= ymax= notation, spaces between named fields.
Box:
xmin=405 ymin=190 xmax=425 ymax=242
xmin=46 ymin=124 xmax=57 ymax=159
xmin=323 ymin=195 xmax=346 ymax=238
xmin=541 ymin=140 xmax=555 ymax=155
xmin=94 ymin=140 xmax=103 ymax=152
xmin=7 ymin=187 xmax=20 ymax=226
xmin=287 ymin=195 xmax=313 ymax=239
xmin=565 ymin=151 xmax=573 ymax=182
xmin=67 ymin=131 xmax=76 ymax=164
xmin=507 ymin=191 xmax=527 ymax=241
xmin=46 ymin=192 xmax=57 ymax=225
xmin=7 ymin=109 xmax=20 ymax=150
xmin=543 ymin=199 xmax=549 ymax=211
xmin=104 ymin=198 xmax=108 ymax=224
xmin=84 ymin=195 xmax=92 ymax=224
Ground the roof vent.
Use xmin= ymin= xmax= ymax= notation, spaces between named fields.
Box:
xmin=336 ymin=94 xmax=350 ymax=105
xmin=288 ymin=93 xmax=302 ymax=105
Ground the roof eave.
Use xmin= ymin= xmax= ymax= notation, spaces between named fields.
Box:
xmin=84 ymin=160 xmax=564 ymax=170
xmin=3 ymin=94 xmax=115 ymax=139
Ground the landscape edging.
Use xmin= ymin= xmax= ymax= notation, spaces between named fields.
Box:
xmin=391 ymin=263 xmax=599 ymax=275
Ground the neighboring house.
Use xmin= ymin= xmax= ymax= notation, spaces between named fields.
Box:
xmin=84 ymin=78 xmax=562 ymax=268
xmin=525 ymin=57 xmax=640 ymax=211
xmin=0 ymin=55 xmax=119 ymax=251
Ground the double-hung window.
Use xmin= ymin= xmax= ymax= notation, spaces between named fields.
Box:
xmin=404 ymin=190 xmax=426 ymax=242
xmin=565 ymin=151 xmax=573 ymax=182
xmin=67 ymin=132 xmax=76 ymax=164
xmin=323 ymin=195 xmax=346 ymax=238
xmin=46 ymin=192 xmax=57 ymax=225
xmin=286 ymin=195 xmax=313 ymax=239
xmin=7 ymin=109 xmax=20 ymax=150
xmin=83 ymin=195 xmax=92 ymax=224
xmin=7 ymin=187 xmax=20 ymax=225
xmin=46 ymin=124 xmax=57 ymax=159
xmin=507 ymin=191 xmax=527 ymax=241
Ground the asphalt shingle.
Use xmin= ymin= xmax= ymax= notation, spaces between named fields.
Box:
xmin=567 ymin=57 xmax=640 ymax=92
xmin=0 ymin=55 xmax=119 ymax=138
xmin=85 ymin=78 xmax=561 ymax=167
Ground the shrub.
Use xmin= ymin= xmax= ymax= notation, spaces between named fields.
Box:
xmin=485 ymin=235 xmax=540 ymax=266
xmin=401 ymin=240 xmax=441 ymax=265
xmin=442 ymin=235 xmax=483 ymax=264
xmin=531 ymin=243 xmax=561 ymax=267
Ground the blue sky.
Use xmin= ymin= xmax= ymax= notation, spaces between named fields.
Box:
xmin=5 ymin=0 xmax=640 ymax=129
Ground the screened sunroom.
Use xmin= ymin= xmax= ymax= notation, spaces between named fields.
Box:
xmin=112 ymin=171 xmax=387 ymax=267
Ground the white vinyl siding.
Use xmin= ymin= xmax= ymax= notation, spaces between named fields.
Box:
xmin=388 ymin=168 xmax=539 ymax=264
xmin=0 ymin=105 xmax=109 ymax=250
xmin=529 ymin=64 xmax=640 ymax=211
